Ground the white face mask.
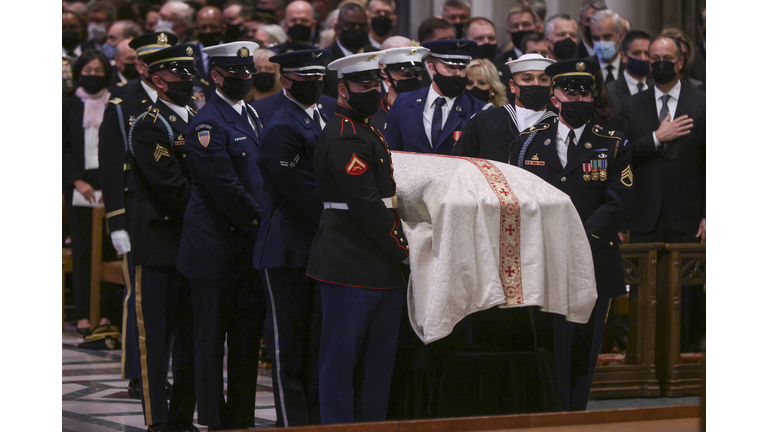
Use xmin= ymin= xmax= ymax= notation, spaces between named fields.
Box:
xmin=87 ymin=23 xmax=107 ymax=41
xmin=155 ymin=19 xmax=175 ymax=34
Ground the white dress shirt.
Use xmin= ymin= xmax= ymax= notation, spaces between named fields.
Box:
xmin=285 ymin=89 xmax=326 ymax=129
xmin=556 ymin=119 xmax=586 ymax=169
xmin=514 ymin=105 xmax=546 ymax=132
xmin=369 ymin=33 xmax=382 ymax=49
xmin=599 ymin=53 xmax=622 ymax=82
xmin=160 ymin=98 xmax=190 ymax=123
xmin=84 ymin=127 xmax=100 ymax=170
xmin=216 ymin=89 xmax=256 ymax=131
xmin=651 ymin=80 xmax=682 ymax=148
xmin=422 ymin=85 xmax=456 ymax=148
xmin=140 ymin=80 xmax=159 ymax=103
xmin=623 ymin=69 xmax=648 ymax=95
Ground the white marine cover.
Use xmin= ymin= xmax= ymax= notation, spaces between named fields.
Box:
xmin=392 ymin=151 xmax=597 ymax=344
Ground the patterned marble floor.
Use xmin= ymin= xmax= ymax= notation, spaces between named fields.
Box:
xmin=62 ymin=323 xmax=277 ymax=432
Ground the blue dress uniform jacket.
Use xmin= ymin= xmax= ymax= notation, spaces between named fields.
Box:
xmin=510 ymin=117 xmax=633 ymax=299
xmin=383 ymin=87 xmax=487 ymax=154
xmin=128 ymin=102 xmax=192 ymax=266
xmin=253 ymin=95 xmax=323 ymax=269
xmin=250 ymin=90 xmax=336 ymax=128
xmin=307 ymin=104 xmax=409 ymax=289
xmin=177 ymin=91 xmax=265 ymax=279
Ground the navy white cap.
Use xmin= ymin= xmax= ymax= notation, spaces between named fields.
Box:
xmin=202 ymin=41 xmax=260 ymax=73
xmin=270 ymin=49 xmax=330 ymax=76
xmin=421 ymin=39 xmax=477 ymax=65
xmin=505 ymin=53 xmax=556 ymax=74
xmin=378 ymin=46 xmax=430 ymax=72
xmin=327 ymin=51 xmax=383 ymax=83
xmin=129 ymin=31 xmax=178 ymax=58
xmin=144 ymin=44 xmax=198 ymax=76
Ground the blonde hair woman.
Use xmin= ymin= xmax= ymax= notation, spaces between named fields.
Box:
xmin=465 ymin=58 xmax=508 ymax=107
xmin=247 ymin=48 xmax=282 ymax=103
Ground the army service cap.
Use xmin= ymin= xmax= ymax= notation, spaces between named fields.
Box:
xmin=545 ymin=59 xmax=600 ymax=92
xmin=144 ymin=44 xmax=198 ymax=77
xmin=270 ymin=49 xmax=330 ymax=76
xmin=129 ymin=31 xmax=178 ymax=58
xmin=328 ymin=51 xmax=383 ymax=83
xmin=203 ymin=41 xmax=260 ymax=74
xmin=422 ymin=39 xmax=476 ymax=66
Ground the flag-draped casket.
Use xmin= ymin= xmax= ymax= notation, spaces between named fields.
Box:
xmin=392 ymin=151 xmax=597 ymax=344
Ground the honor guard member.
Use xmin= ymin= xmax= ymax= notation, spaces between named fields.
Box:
xmin=177 ymin=41 xmax=268 ymax=431
xmin=128 ymin=43 xmax=199 ymax=432
xmin=453 ymin=53 xmax=557 ymax=162
xmin=509 ymin=59 xmax=633 ymax=411
xmin=307 ymin=52 xmax=410 ymax=425
xmin=252 ymin=48 xmax=331 ymax=427
xmin=383 ymin=39 xmax=490 ymax=154
xmin=371 ymin=46 xmax=430 ymax=132
xmin=98 ymin=31 xmax=178 ymax=399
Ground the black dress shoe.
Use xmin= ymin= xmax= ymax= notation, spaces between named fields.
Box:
xmin=128 ymin=378 xmax=142 ymax=400
xmin=76 ymin=327 xmax=91 ymax=336
xmin=173 ymin=421 xmax=199 ymax=432
xmin=146 ymin=422 xmax=173 ymax=432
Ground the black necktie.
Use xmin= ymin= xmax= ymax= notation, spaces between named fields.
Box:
xmin=637 ymin=82 xmax=645 ymax=93
xmin=241 ymin=105 xmax=249 ymax=120
xmin=242 ymin=105 xmax=260 ymax=138
xmin=566 ymin=129 xmax=576 ymax=165
xmin=605 ymin=65 xmax=615 ymax=83
xmin=431 ymin=97 xmax=446 ymax=148
xmin=313 ymin=109 xmax=320 ymax=125
xmin=659 ymin=94 xmax=671 ymax=151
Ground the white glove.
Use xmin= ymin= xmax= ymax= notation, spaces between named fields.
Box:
xmin=110 ymin=230 xmax=131 ymax=255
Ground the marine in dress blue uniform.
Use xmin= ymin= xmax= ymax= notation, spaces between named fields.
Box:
xmin=509 ymin=59 xmax=633 ymax=411
xmin=383 ymin=40 xmax=489 ymax=154
xmin=252 ymin=48 xmax=331 ymax=427
xmin=98 ymin=31 xmax=178 ymax=398
xmin=307 ymin=52 xmax=410 ymax=425
xmin=371 ymin=46 xmax=430 ymax=132
xmin=127 ymin=43 xmax=199 ymax=432
xmin=176 ymin=41 xmax=267 ymax=430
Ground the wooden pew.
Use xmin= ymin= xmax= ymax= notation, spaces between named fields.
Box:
xmin=89 ymin=206 xmax=125 ymax=329
xmin=590 ymin=243 xmax=664 ymax=399
xmin=656 ymin=243 xmax=706 ymax=397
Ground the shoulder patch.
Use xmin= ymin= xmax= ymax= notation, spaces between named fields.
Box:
xmin=346 ymin=153 xmax=367 ymax=175
xmin=195 ymin=123 xmax=212 ymax=131
xmin=519 ymin=122 xmax=550 ymax=135
xmin=197 ymin=131 xmax=211 ymax=147
xmin=108 ymin=98 xmax=123 ymax=105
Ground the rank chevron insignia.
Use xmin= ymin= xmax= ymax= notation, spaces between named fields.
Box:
xmin=621 ymin=165 xmax=633 ymax=187
xmin=346 ymin=153 xmax=367 ymax=175
xmin=154 ymin=144 xmax=170 ymax=161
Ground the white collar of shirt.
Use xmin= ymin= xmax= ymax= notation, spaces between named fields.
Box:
xmin=422 ymin=84 xmax=456 ymax=147
xmin=140 ymin=80 xmax=159 ymax=103
xmin=369 ymin=33 xmax=382 ymax=49
xmin=514 ymin=104 xmax=546 ymax=131
xmin=556 ymin=120 xmax=586 ymax=168
xmin=654 ymin=79 xmax=682 ymax=119
xmin=426 ymin=84 xmax=456 ymax=111
xmin=337 ymin=39 xmax=363 ymax=56
xmin=63 ymin=45 xmax=82 ymax=57
xmin=513 ymin=47 xmax=523 ymax=58
xmin=623 ymin=69 xmax=647 ymax=95
xmin=159 ymin=98 xmax=190 ymax=123
xmin=599 ymin=53 xmax=622 ymax=77
xmin=217 ymin=89 xmax=256 ymax=129
xmin=117 ymin=70 xmax=127 ymax=84
xmin=285 ymin=91 xmax=325 ymax=128
xmin=582 ymin=40 xmax=595 ymax=57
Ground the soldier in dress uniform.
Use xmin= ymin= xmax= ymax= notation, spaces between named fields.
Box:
xmin=307 ymin=51 xmax=410 ymax=425
xmin=371 ymin=46 xmax=430 ymax=132
xmin=127 ymin=43 xmax=199 ymax=432
xmin=252 ymin=48 xmax=330 ymax=428
xmin=453 ymin=53 xmax=556 ymax=162
xmin=98 ymin=31 xmax=178 ymax=400
xmin=509 ymin=58 xmax=633 ymax=411
xmin=383 ymin=39 xmax=490 ymax=155
xmin=177 ymin=41 xmax=267 ymax=431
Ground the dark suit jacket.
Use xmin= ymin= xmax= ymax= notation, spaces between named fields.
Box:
xmin=383 ymin=86 xmax=488 ymax=155
xmin=619 ymin=81 xmax=706 ymax=234
xmin=577 ymin=39 xmax=592 ymax=59
xmin=590 ymin=55 xmax=625 ymax=84
xmin=495 ymin=48 xmax=518 ymax=106
xmin=322 ymin=41 xmax=376 ymax=99
xmin=63 ymin=94 xmax=101 ymax=192
xmin=250 ymin=91 xmax=336 ymax=128
xmin=690 ymin=42 xmax=706 ymax=84
xmin=604 ymin=72 xmax=652 ymax=133
xmin=253 ymin=94 xmax=324 ymax=269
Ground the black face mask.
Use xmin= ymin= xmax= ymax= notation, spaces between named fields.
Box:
xmin=511 ymin=30 xmax=532 ymax=49
xmin=626 ymin=56 xmax=651 ymax=78
xmin=651 ymin=60 xmax=678 ymax=84
xmin=388 ymin=73 xmax=423 ymax=94
xmin=161 ymin=79 xmax=194 ymax=106
xmin=345 ymin=84 xmax=381 ymax=116
xmin=252 ymin=72 xmax=276 ymax=92
xmin=432 ymin=70 xmax=468 ymax=98
xmin=219 ymin=75 xmax=253 ymax=101
xmin=287 ymin=24 xmax=312 ymax=42
xmin=339 ymin=28 xmax=368 ymax=52
xmin=122 ymin=63 xmax=140 ymax=80
xmin=583 ymin=25 xmax=593 ymax=44
xmin=371 ymin=15 xmax=392 ymax=37
xmin=467 ymin=86 xmax=490 ymax=103
xmin=513 ymin=81 xmax=550 ymax=110
xmin=557 ymin=99 xmax=594 ymax=129
xmin=198 ymin=31 xmax=223 ymax=48
xmin=286 ymin=77 xmax=324 ymax=106
xmin=474 ymin=43 xmax=497 ymax=61
xmin=552 ymin=37 xmax=577 ymax=60
xmin=62 ymin=31 xmax=81 ymax=52
xmin=79 ymin=75 xmax=108 ymax=94
xmin=453 ymin=23 xmax=464 ymax=38
xmin=223 ymin=23 xmax=245 ymax=43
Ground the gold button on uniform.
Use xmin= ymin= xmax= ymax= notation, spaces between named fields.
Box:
xmin=400 ymin=238 xmax=404 ymax=242
xmin=393 ymin=230 xmax=397 ymax=235
xmin=242 ymin=152 xmax=246 ymax=157
xmin=253 ymin=220 xmax=259 ymax=225
xmin=561 ymin=176 xmax=566 ymax=182
xmin=164 ymin=216 xmax=170 ymax=220
xmin=182 ymin=154 xmax=187 ymax=158
xmin=609 ymin=242 xmax=614 ymax=246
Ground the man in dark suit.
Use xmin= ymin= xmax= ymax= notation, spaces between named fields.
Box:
xmin=177 ymin=41 xmax=267 ymax=430
xmin=99 ymin=31 xmax=178 ymax=401
xmin=195 ymin=6 xmax=227 ymax=100
xmin=323 ymin=2 xmax=376 ymax=98
xmin=576 ymin=1 xmax=606 ymax=59
xmin=509 ymin=59 xmax=633 ymax=411
xmin=309 ymin=51 xmax=409 ymax=425
xmin=252 ymin=48 xmax=330 ymax=428
xmin=604 ymin=30 xmax=651 ymax=131
xmin=383 ymin=39 xmax=489 ymax=155
xmin=108 ymin=39 xmax=139 ymax=92
xmin=127 ymin=43 xmax=198 ymax=432
xmin=588 ymin=9 xmax=623 ymax=85
xmin=619 ymin=35 xmax=705 ymax=352
xmin=495 ymin=4 xmax=542 ymax=103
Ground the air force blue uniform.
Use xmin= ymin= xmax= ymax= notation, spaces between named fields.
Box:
xmin=249 ymin=90 xmax=336 ymax=127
